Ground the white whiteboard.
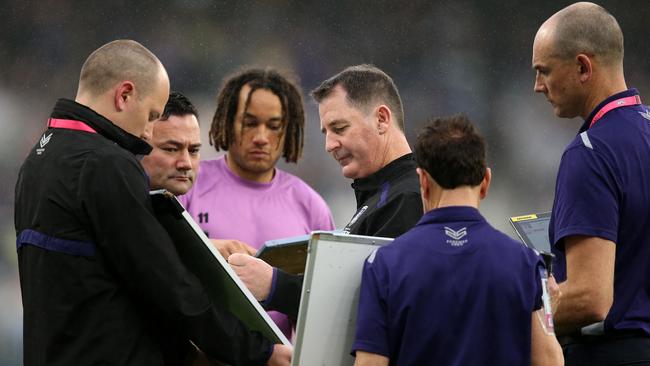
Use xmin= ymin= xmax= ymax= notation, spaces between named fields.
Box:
xmin=292 ymin=232 xmax=393 ymax=366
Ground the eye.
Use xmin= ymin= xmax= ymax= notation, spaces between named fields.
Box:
xmin=332 ymin=125 xmax=348 ymax=134
xmin=268 ymin=121 xmax=283 ymax=132
xmin=189 ymin=148 xmax=200 ymax=155
xmin=242 ymin=117 xmax=258 ymax=128
xmin=162 ymin=147 xmax=178 ymax=153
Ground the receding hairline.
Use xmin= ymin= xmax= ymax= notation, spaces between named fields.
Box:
xmin=311 ymin=64 xmax=405 ymax=130
xmin=78 ymin=39 xmax=166 ymax=97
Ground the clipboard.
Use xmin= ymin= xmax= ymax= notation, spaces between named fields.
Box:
xmin=255 ymin=234 xmax=311 ymax=275
xmin=149 ymin=189 xmax=290 ymax=346
xmin=292 ymin=232 xmax=393 ymax=366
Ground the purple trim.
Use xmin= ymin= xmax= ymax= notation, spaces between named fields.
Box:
xmin=17 ymin=229 xmax=96 ymax=257
xmin=261 ymin=267 xmax=279 ymax=306
xmin=377 ymin=182 xmax=390 ymax=208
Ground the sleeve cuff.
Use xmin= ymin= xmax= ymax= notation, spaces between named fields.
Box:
xmin=261 ymin=267 xmax=279 ymax=306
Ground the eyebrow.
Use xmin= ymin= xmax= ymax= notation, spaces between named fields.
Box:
xmin=244 ymin=112 xmax=283 ymax=122
xmin=159 ymin=140 xmax=202 ymax=148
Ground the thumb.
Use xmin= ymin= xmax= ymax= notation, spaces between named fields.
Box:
xmin=228 ymin=252 xmax=247 ymax=266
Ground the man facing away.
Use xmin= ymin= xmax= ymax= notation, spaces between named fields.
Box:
xmin=229 ymin=65 xmax=423 ymax=321
xmin=179 ymin=68 xmax=335 ymax=338
xmin=141 ymin=91 xmax=201 ymax=196
xmin=14 ymin=40 xmax=290 ymax=366
xmin=533 ymin=2 xmax=650 ymax=364
xmin=352 ymin=115 xmax=563 ymax=366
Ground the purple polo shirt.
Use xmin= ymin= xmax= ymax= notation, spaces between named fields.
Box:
xmin=550 ymin=88 xmax=650 ymax=335
xmin=353 ymin=206 xmax=543 ymax=365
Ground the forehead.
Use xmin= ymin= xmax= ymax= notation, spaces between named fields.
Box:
xmin=532 ymin=26 xmax=557 ymax=64
xmin=146 ymin=67 xmax=171 ymax=106
xmin=318 ymin=86 xmax=364 ymax=122
xmin=237 ymin=84 xmax=282 ymax=113
xmin=152 ymin=114 xmax=200 ymax=142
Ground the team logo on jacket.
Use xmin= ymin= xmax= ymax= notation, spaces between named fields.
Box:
xmin=36 ymin=132 xmax=53 ymax=155
xmin=444 ymin=226 xmax=468 ymax=246
xmin=640 ymin=109 xmax=650 ymax=121
xmin=342 ymin=205 xmax=369 ymax=234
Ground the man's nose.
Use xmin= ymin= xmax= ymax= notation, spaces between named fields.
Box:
xmin=141 ymin=122 xmax=154 ymax=142
xmin=534 ymin=75 xmax=546 ymax=94
xmin=177 ymin=150 xmax=192 ymax=171
xmin=325 ymin=132 xmax=340 ymax=153
xmin=252 ymin=125 xmax=270 ymax=145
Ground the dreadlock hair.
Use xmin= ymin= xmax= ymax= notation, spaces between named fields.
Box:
xmin=209 ymin=68 xmax=305 ymax=163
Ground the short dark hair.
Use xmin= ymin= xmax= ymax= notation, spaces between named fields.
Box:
xmin=311 ymin=64 xmax=405 ymax=131
xmin=415 ymin=114 xmax=486 ymax=189
xmin=161 ymin=91 xmax=198 ymax=121
xmin=209 ymin=68 xmax=305 ymax=163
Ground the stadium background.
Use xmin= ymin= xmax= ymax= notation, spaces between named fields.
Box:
xmin=1 ymin=0 xmax=649 ymax=363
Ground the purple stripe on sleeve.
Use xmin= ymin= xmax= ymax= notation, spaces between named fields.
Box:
xmin=17 ymin=229 xmax=96 ymax=257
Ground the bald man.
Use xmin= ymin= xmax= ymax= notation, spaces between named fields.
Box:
xmin=14 ymin=40 xmax=290 ymax=366
xmin=533 ymin=3 xmax=650 ymax=364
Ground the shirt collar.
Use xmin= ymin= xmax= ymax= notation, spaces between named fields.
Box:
xmin=418 ymin=206 xmax=485 ymax=226
xmin=351 ymin=153 xmax=416 ymax=191
xmin=579 ymin=88 xmax=640 ymax=133
xmin=51 ymin=98 xmax=152 ymax=155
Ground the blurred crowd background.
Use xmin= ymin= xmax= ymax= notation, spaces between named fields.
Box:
xmin=1 ymin=0 xmax=649 ymax=363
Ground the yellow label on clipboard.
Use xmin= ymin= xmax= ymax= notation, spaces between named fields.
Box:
xmin=510 ymin=214 xmax=538 ymax=222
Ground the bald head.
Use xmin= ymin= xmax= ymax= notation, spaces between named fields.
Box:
xmin=78 ymin=39 xmax=164 ymax=98
xmin=75 ymin=40 xmax=170 ymax=138
xmin=540 ymin=2 xmax=623 ymax=66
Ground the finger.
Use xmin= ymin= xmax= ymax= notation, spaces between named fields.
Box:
xmin=217 ymin=247 xmax=231 ymax=259
xmin=246 ymin=245 xmax=257 ymax=256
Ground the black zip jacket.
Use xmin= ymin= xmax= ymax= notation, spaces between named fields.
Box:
xmin=342 ymin=153 xmax=423 ymax=237
xmin=265 ymin=153 xmax=423 ymax=319
xmin=14 ymin=99 xmax=272 ymax=366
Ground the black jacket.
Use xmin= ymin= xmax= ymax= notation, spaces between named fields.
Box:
xmin=342 ymin=153 xmax=423 ymax=237
xmin=265 ymin=153 xmax=423 ymax=319
xmin=15 ymin=99 xmax=272 ymax=366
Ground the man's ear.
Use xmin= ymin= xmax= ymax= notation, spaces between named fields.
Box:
xmin=114 ymin=81 xmax=135 ymax=112
xmin=576 ymin=54 xmax=593 ymax=83
xmin=376 ymin=105 xmax=391 ymax=135
xmin=479 ymin=167 xmax=491 ymax=200
xmin=417 ymin=167 xmax=430 ymax=211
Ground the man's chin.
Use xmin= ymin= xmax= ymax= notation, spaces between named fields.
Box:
xmin=553 ymin=105 xmax=579 ymax=119
xmin=166 ymin=183 xmax=191 ymax=196
xmin=341 ymin=166 xmax=360 ymax=179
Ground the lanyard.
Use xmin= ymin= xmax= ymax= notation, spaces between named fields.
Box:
xmin=47 ymin=118 xmax=97 ymax=133
xmin=589 ymin=95 xmax=642 ymax=129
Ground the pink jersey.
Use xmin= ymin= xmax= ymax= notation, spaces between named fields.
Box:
xmin=179 ymin=156 xmax=335 ymax=338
